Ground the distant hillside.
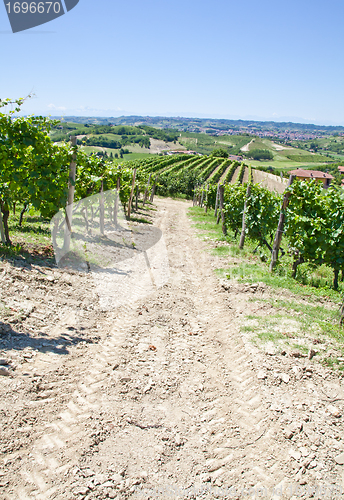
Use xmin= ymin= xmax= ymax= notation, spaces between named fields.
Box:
xmin=50 ymin=120 xmax=336 ymax=171
xmin=50 ymin=115 xmax=344 ymax=135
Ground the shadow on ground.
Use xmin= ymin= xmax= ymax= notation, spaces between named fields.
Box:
xmin=0 ymin=321 xmax=96 ymax=355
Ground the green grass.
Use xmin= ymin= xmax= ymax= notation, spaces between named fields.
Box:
xmin=223 ymin=262 xmax=344 ymax=300
xmin=179 ymin=132 xmax=252 ymax=155
xmin=80 ymin=146 xmax=154 ymax=162
xmin=189 ymin=207 xmax=344 ymax=300
xmin=248 ymin=158 xmax=329 ymax=172
xmin=210 ymin=245 xmax=230 ymax=256
xmin=238 ymin=138 xmax=331 ymax=173
xmin=0 ymin=198 xmax=156 ymax=264
xmin=188 ymin=205 xmax=344 ymax=370
xmin=0 ymin=205 xmax=55 ymax=263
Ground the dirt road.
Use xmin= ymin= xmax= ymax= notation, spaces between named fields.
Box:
xmin=1 ymin=198 xmax=344 ymax=499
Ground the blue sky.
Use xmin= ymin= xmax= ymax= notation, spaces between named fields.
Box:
xmin=1 ymin=0 xmax=344 ymax=125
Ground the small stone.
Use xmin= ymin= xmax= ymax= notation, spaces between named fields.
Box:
xmin=299 ymin=447 xmax=310 ymax=457
xmin=334 ymin=452 xmax=344 ymax=465
xmin=174 ymin=435 xmax=184 ymax=446
xmin=327 ymin=405 xmax=341 ymax=418
xmin=100 ymin=481 xmax=114 ymax=488
xmin=81 ymin=469 xmax=95 ymax=477
xmin=308 ymin=460 xmax=317 ymax=469
xmin=117 ymin=481 xmax=126 ymax=492
xmin=308 ymin=349 xmax=316 ymax=360
xmin=301 ymin=457 xmax=312 ymax=468
xmin=111 ymin=474 xmax=122 ymax=485
xmin=0 ymin=367 xmax=10 ymax=376
xmin=281 ymin=373 xmax=290 ymax=384
xmin=74 ymin=487 xmax=89 ymax=495
xmin=292 ymin=366 xmax=303 ymax=379
xmin=284 ymin=427 xmax=294 ymax=439
xmin=257 ymin=370 xmax=267 ymax=380
xmin=289 ymin=449 xmax=302 ymax=461
xmin=0 ymin=359 xmax=9 ymax=365
xmin=289 ymin=421 xmax=303 ymax=434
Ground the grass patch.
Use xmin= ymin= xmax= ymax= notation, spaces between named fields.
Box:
xmin=188 ymin=203 xmax=344 ymax=370
xmin=210 ymin=246 xmax=230 ymax=256
xmin=129 ymin=216 xmax=152 ymax=224
xmin=257 ymin=330 xmax=286 ymax=342
xmin=0 ymin=205 xmax=55 ymax=264
xmin=323 ymin=357 xmax=344 ymax=371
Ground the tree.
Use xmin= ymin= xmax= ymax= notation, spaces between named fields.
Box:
xmin=211 ymin=148 xmax=228 ymax=158
xmin=0 ymin=97 xmax=72 ymax=244
xmin=248 ymin=149 xmax=273 ymax=161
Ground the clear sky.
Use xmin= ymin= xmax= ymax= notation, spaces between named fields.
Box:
xmin=1 ymin=0 xmax=344 ymax=125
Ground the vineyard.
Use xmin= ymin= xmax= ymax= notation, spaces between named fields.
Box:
xmin=4 ymin=105 xmax=344 ymax=498
xmin=1 ymin=101 xmax=344 ymax=296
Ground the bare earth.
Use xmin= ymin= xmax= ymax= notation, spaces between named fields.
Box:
xmin=1 ymin=198 xmax=344 ymax=500
xmin=148 ymin=139 xmax=186 ymax=155
xmin=240 ymin=140 xmax=254 ymax=152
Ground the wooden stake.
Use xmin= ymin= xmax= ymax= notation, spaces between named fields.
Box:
xmin=204 ymin=184 xmax=209 ymax=213
xmin=127 ymin=168 xmax=137 ymax=219
xmin=218 ymin=185 xmax=227 ymax=235
xmin=0 ymin=208 xmax=5 ymax=244
xmin=150 ymin=180 xmax=156 ymax=203
xmin=239 ymin=183 xmax=251 ymax=249
xmin=269 ymin=175 xmax=295 ymax=272
xmin=63 ymin=136 xmax=77 ymax=252
xmin=114 ymin=175 xmax=121 ymax=226
xmin=143 ymin=174 xmax=152 ymax=207
xmin=135 ymin=185 xmax=139 ymax=211
xmin=100 ymin=180 xmax=105 ymax=235
xmin=214 ymin=183 xmax=220 ymax=218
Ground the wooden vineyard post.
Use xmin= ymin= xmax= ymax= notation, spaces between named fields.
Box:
xmin=127 ymin=168 xmax=137 ymax=219
xmin=204 ymin=184 xmax=209 ymax=213
xmin=114 ymin=175 xmax=121 ymax=227
xmin=83 ymin=206 xmax=89 ymax=233
xmin=135 ymin=185 xmax=139 ymax=211
xmin=218 ymin=185 xmax=227 ymax=236
xmin=239 ymin=183 xmax=251 ymax=249
xmin=0 ymin=209 xmax=5 ymax=244
xmin=150 ymin=178 xmax=157 ymax=203
xmin=200 ymin=188 xmax=204 ymax=208
xmin=214 ymin=183 xmax=220 ymax=218
xmin=193 ymin=186 xmax=196 ymax=207
xmin=63 ymin=136 xmax=77 ymax=252
xmin=269 ymin=175 xmax=295 ymax=272
xmin=143 ymin=174 xmax=152 ymax=207
xmin=100 ymin=180 xmax=105 ymax=236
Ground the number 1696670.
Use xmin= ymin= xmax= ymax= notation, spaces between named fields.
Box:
xmin=5 ymin=2 xmax=61 ymax=14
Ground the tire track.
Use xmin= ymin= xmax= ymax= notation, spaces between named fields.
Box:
xmin=4 ymin=198 xmax=293 ymax=499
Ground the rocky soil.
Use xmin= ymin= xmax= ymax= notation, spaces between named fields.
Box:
xmin=1 ymin=198 xmax=344 ymax=499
